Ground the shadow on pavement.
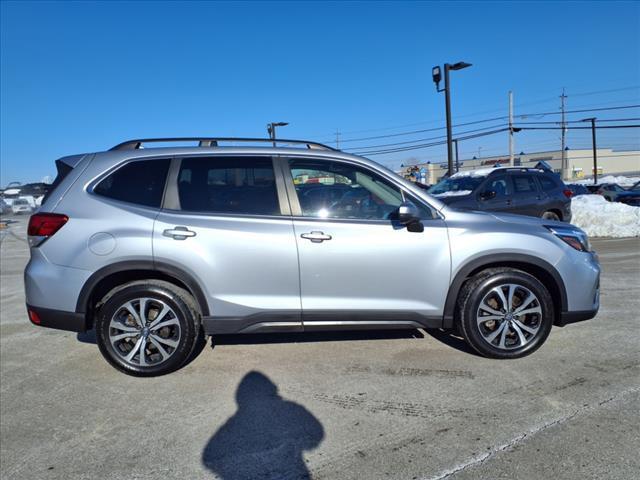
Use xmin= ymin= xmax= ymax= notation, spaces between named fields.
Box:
xmin=214 ymin=329 xmax=424 ymax=346
xmin=423 ymin=328 xmax=483 ymax=357
xmin=202 ymin=371 xmax=323 ymax=480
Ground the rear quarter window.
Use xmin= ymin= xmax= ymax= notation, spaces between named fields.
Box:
xmin=538 ymin=175 xmax=559 ymax=192
xmin=94 ymin=158 xmax=170 ymax=208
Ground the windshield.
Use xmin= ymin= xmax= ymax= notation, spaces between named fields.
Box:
xmin=428 ymin=176 xmax=485 ymax=195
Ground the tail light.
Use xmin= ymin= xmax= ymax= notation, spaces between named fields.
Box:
xmin=27 ymin=213 xmax=68 ymax=246
xmin=563 ymin=189 xmax=573 ymax=198
xmin=28 ymin=309 xmax=42 ymax=325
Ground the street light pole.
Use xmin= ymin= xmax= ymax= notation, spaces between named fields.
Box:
xmin=444 ymin=64 xmax=454 ymax=177
xmin=432 ymin=61 xmax=472 ymax=177
xmin=267 ymin=122 xmax=289 ymax=147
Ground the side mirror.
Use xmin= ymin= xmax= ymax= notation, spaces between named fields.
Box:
xmin=480 ymin=190 xmax=496 ymax=201
xmin=396 ymin=201 xmax=420 ymax=225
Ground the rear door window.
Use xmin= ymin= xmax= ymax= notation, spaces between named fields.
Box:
xmin=177 ymin=157 xmax=280 ymax=215
xmin=511 ymin=175 xmax=539 ymax=194
xmin=94 ymin=158 xmax=170 ymax=208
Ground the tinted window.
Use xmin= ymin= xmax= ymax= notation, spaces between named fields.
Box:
xmin=538 ymin=175 xmax=558 ymax=192
xmin=178 ymin=157 xmax=280 ymax=215
xmin=482 ymin=174 xmax=509 ymax=198
xmin=290 ymin=160 xmax=404 ymax=220
xmin=94 ymin=159 xmax=170 ymax=207
xmin=512 ymin=175 xmax=538 ymax=193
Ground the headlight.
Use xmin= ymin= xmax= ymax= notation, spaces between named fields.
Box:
xmin=546 ymin=226 xmax=591 ymax=252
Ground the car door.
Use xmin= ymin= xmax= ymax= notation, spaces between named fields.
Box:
xmin=508 ymin=173 xmax=542 ymax=217
xmin=476 ymin=173 xmax=513 ymax=213
xmin=283 ymin=156 xmax=451 ymax=329
xmin=153 ymin=155 xmax=302 ymax=333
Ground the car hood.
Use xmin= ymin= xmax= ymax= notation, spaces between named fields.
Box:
xmin=441 ymin=205 xmax=570 ymax=231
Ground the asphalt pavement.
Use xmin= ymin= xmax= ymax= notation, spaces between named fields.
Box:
xmin=1 ymin=215 xmax=638 ymax=480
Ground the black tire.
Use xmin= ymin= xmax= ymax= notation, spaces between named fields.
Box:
xmin=457 ymin=268 xmax=554 ymax=359
xmin=95 ymin=280 xmax=203 ymax=376
xmin=541 ymin=210 xmax=560 ymax=221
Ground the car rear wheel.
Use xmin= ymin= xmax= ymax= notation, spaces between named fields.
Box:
xmin=541 ymin=211 xmax=560 ymax=221
xmin=457 ymin=268 xmax=554 ymax=359
xmin=96 ymin=280 xmax=202 ymax=376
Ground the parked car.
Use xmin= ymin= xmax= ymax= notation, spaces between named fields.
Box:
xmin=566 ymin=183 xmax=589 ymax=196
xmin=0 ymin=198 xmax=10 ymax=215
xmin=594 ymin=183 xmax=627 ymax=202
xmin=616 ymin=181 xmax=640 ymax=206
xmin=11 ymin=198 xmax=33 ymax=215
xmin=427 ymin=167 xmax=573 ymax=221
xmin=25 ymin=138 xmax=600 ymax=376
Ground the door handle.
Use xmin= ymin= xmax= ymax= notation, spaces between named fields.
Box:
xmin=163 ymin=226 xmax=196 ymax=240
xmin=301 ymin=231 xmax=332 ymax=243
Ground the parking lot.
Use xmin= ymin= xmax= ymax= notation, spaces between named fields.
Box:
xmin=1 ymin=215 xmax=638 ymax=480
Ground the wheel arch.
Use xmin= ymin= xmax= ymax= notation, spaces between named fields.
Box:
xmin=76 ymin=261 xmax=210 ymax=328
xmin=443 ymin=254 xmax=568 ymax=329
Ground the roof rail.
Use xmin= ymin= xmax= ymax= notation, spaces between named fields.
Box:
xmin=109 ymin=137 xmax=338 ymax=152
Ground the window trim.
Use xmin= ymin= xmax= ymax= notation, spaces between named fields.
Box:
xmin=88 ymin=155 xmax=173 ymax=211
xmin=162 ymin=154 xmax=290 ymax=218
xmin=281 ymin=156 xmax=438 ymax=223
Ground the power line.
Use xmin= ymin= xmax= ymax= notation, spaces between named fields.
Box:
xmin=352 ymin=128 xmax=510 ymax=156
xmin=328 ymin=105 xmax=640 ymax=145
xmin=519 ymin=125 xmax=640 ymax=130
xmin=342 ymin=124 xmax=507 ymax=151
xmin=351 ymin=124 xmax=638 ymax=156
xmin=516 ymin=104 xmax=640 ymax=118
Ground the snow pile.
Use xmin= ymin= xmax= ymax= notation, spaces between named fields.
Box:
xmin=433 ymin=190 xmax=472 ymax=198
xmin=451 ymin=168 xmax=495 ymax=178
xmin=574 ymin=175 xmax=639 ymax=186
xmin=571 ymin=195 xmax=640 ymax=238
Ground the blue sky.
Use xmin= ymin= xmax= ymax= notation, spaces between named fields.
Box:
xmin=1 ymin=0 xmax=639 ymax=184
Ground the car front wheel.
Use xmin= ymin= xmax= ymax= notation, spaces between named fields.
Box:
xmin=457 ymin=268 xmax=554 ymax=359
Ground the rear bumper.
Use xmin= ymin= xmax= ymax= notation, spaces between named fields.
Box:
xmin=26 ymin=304 xmax=87 ymax=333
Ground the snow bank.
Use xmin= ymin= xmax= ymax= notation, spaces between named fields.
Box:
xmin=574 ymin=175 xmax=640 ymax=186
xmin=571 ymin=195 xmax=640 ymax=238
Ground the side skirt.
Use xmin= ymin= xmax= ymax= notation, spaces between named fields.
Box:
xmin=202 ymin=311 xmax=443 ymax=335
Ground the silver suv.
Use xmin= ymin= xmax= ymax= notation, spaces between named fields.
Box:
xmin=24 ymin=138 xmax=600 ymax=376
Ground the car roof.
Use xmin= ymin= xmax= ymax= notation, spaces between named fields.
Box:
xmin=450 ymin=166 xmax=550 ymax=179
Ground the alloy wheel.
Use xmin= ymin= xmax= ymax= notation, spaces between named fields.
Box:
xmin=476 ymin=284 xmax=542 ymax=350
xmin=108 ymin=297 xmax=181 ymax=367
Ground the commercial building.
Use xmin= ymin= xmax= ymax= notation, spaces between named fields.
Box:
xmin=400 ymin=148 xmax=640 ymax=185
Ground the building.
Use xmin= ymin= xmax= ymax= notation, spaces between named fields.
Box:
xmin=400 ymin=148 xmax=640 ymax=185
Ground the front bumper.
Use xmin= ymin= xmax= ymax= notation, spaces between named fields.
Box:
xmin=27 ymin=304 xmax=87 ymax=333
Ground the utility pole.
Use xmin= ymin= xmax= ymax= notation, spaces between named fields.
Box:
xmin=583 ymin=118 xmax=598 ymax=184
xmin=560 ymin=89 xmax=568 ymax=180
xmin=509 ymin=91 xmax=515 ymax=166
xmin=454 ymin=139 xmax=460 ymax=172
xmin=335 ymin=129 xmax=341 ymax=149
